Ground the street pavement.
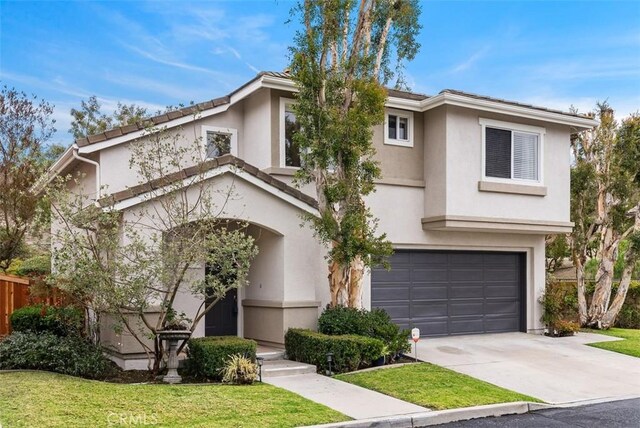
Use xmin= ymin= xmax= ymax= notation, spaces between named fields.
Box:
xmin=436 ymin=398 xmax=640 ymax=427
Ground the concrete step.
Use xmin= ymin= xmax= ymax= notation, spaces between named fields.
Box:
xmin=261 ymin=359 xmax=317 ymax=378
xmin=257 ymin=349 xmax=285 ymax=361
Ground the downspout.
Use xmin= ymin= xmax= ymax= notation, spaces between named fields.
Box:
xmin=72 ymin=148 xmax=101 ymax=201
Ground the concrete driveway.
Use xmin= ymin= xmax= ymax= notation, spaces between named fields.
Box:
xmin=412 ymin=332 xmax=640 ymax=404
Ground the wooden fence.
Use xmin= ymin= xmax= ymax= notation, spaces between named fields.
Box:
xmin=0 ymin=274 xmax=62 ymax=337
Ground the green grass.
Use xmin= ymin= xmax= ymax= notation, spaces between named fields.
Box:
xmin=0 ymin=371 xmax=348 ymax=428
xmin=336 ymin=363 xmax=541 ymax=410
xmin=584 ymin=328 xmax=640 ymax=358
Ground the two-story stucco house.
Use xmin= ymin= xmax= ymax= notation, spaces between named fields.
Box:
xmin=48 ymin=71 xmax=596 ymax=369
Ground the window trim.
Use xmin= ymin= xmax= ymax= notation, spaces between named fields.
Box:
xmin=479 ymin=118 xmax=545 ymax=185
xmin=279 ymin=97 xmax=301 ymax=169
xmin=384 ymin=108 xmax=414 ymax=147
xmin=201 ymin=125 xmax=238 ymax=159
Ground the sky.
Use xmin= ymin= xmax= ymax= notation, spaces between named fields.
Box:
xmin=1 ymin=0 xmax=639 ymax=147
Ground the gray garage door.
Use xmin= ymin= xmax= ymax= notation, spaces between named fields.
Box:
xmin=371 ymin=250 xmax=525 ymax=336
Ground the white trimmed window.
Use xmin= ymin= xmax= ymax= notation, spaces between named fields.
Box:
xmin=202 ymin=126 xmax=238 ymax=159
xmin=384 ymin=109 xmax=413 ymax=147
xmin=279 ymin=98 xmax=302 ymax=168
xmin=480 ymin=118 xmax=544 ymax=183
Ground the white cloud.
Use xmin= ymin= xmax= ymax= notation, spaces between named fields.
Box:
xmin=451 ymin=46 xmax=490 ymax=73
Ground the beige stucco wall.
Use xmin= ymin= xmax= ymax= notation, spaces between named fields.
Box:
xmin=98 ymin=103 xmax=245 ymax=195
xmin=443 ymin=105 xmax=571 ymax=223
xmin=372 ymin=109 xmax=425 ymax=183
xmin=242 ymin=88 xmax=271 ymax=168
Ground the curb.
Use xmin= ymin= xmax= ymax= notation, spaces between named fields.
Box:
xmin=304 ymin=396 xmax=640 ymax=428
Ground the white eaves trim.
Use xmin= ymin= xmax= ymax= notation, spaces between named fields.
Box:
xmin=110 ymin=164 xmax=319 ymax=216
xmin=421 ymin=92 xmax=597 ymax=130
xmin=76 ymin=74 xmax=596 ymax=156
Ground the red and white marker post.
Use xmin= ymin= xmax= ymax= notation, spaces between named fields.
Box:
xmin=411 ymin=328 xmax=420 ymax=362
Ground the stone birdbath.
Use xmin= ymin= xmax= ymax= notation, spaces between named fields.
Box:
xmin=157 ymin=330 xmax=192 ymax=384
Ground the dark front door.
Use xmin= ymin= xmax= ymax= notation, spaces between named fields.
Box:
xmin=371 ymin=250 xmax=526 ymax=337
xmin=205 ymin=288 xmax=238 ymax=336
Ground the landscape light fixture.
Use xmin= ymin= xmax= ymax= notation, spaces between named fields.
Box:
xmin=256 ymin=357 xmax=264 ymax=382
xmin=326 ymin=352 xmax=334 ymax=376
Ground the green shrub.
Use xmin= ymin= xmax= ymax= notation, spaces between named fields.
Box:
xmin=0 ymin=332 xmax=113 ymax=379
xmin=544 ymin=280 xmax=640 ymax=329
xmin=10 ymin=305 xmax=83 ymax=337
xmin=220 ymin=354 xmax=258 ymax=384
xmin=285 ymin=328 xmax=384 ymax=374
xmin=14 ymin=254 xmax=51 ymax=277
xmin=318 ymin=306 xmax=410 ymax=357
xmin=186 ymin=336 xmax=257 ymax=380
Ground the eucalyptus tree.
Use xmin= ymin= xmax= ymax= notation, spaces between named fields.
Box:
xmin=289 ymin=0 xmax=421 ymax=307
xmin=570 ymin=104 xmax=640 ymax=328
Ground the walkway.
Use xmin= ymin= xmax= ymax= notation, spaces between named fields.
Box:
xmin=265 ymin=372 xmax=429 ymax=419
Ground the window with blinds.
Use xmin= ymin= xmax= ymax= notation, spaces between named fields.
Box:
xmin=485 ymin=127 xmax=539 ymax=181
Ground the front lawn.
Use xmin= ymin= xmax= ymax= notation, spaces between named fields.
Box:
xmin=584 ymin=328 xmax=640 ymax=358
xmin=336 ymin=363 xmax=540 ymax=410
xmin=0 ymin=371 xmax=348 ymax=428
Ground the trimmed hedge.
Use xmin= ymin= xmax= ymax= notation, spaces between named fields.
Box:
xmin=186 ymin=336 xmax=257 ymax=380
xmin=318 ymin=306 xmax=411 ymax=357
xmin=285 ymin=328 xmax=384 ymax=374
xmin=10 ymin=305 xmax=83 ymax=337
xmin=0 ymin=332 xmax=113 ymax=379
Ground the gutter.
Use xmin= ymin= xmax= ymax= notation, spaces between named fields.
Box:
xmin=72 ymin=148 xmax=101 ymax=199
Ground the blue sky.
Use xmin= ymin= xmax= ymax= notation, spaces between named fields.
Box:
xmin=1 ymin=0 xmax=639 ymax=146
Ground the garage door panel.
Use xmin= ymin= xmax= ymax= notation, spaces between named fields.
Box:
xmin=411 ymin=301 xmax=448 ymax=317
xmin=483 ymin=253 xmax=518 ymax=264
xmin=372 ymin=285 xmax=410 ymax=301
xmin=372 ymin=268 xmax=410 ymax=282
xmin=372 ymin=250 xmax=524 ymax=337
xmin=380 ymin=304 xmax=411 ymax=319
xmin=450 ymin=318 xmax=485 ymax=335
xmin=449 ymin=253 xmax=484 ymax=264
xmin=412 ymin=319 xmax=448 ymax=336
xmin=449 ymin=302 xmax=484 ymax=316
xmin=449 ymin=269 xmax=483 ymax=281
xmin=449 ymin=285 xmax=484 ymax=299
xmin=486 ymin=285 xmax=519 ymax=298
xmin=411 ymin=284 xmax=448 ymax=299
xmin=413 ymin=269 xmax=448 ymax=282
xmin=485 ymin=300 xmax=519 ymax=315
xmin=485 ymin=317 xmax=520 ymax=332
xmin=410 ymin=252 xmax=448 ymax=265
xmin=483 ymin=268 xmax=518 ymax=281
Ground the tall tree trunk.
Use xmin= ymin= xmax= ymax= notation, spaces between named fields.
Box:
xmin=347 ymin=256 xmax=365 ymax=307
xmin=574 ymin=256 xmax=588 ymax=325
xmin=600 ymin=262 xmax=633 ymax=329
xmin=588 ymin=226 xmax=617 ymax=327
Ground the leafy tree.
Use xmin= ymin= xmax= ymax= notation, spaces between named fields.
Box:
xmin=47 ymin=118 xmax=258 ymax=372
xmin=288 ymin=0 xmax=421 ymax=307
xmin=69 ymin=95 xmax=148 ymax=140
xmin=570 ymin=104 xmax=640 ymax=328
xmin=546 ymin=234 xmax=569 ymax=273
xmin=0 ymin=86 xmax=55 ymax=270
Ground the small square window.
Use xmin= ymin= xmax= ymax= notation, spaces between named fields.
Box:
xmin=384 ymin=109 xmax=413 ymax=147
xmin=206 ymin=131 xmax=231 ymax=158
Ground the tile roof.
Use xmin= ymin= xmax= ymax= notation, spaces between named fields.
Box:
xmin=75 ymin=71 xmax=592 ymax=149
xmin=439 ymin=89 xmax=589 ymax=119
xmin=98 ymin=154 xmax=318 ymax=210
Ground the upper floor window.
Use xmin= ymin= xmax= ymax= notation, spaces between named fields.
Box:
xmin=280 ymin=98 xmax=302 ymax=168
xmin=202 ymin=126 xmax=238 ymax=159
xmin=384 ymin=109 xmax=413 ymax=147
xmin=480 ymin=118 xmax=544 ymax=183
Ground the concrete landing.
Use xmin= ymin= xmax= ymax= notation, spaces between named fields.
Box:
xmin=265 ymin=373 xmax=429 ymax=419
